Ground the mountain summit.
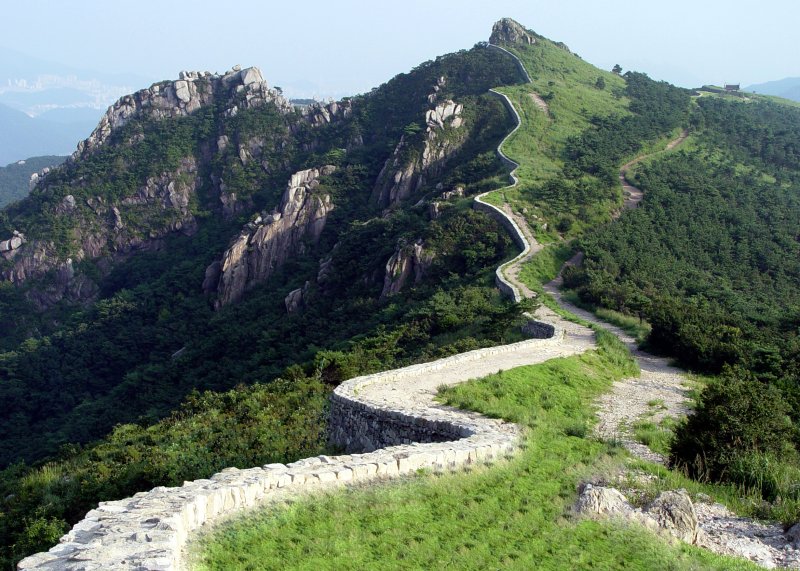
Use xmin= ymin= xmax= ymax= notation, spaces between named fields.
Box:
xmin=490 ymin=18 xmax=537 ymax=45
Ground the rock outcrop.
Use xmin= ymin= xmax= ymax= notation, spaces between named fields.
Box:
xmin=1 ymin=158 xmax=199 ymax=307
xmin=380 ymin=240 xmax=434 ymax=298
xmin=371 ymin=96 xmax=466 ymax=208
xmin=0 ymin=231 xmax=25 ymax=256
xmin=490 ymin=18 xmax=536 ymax=46
xmin=299 ymin=99 xmax=353 ymax=128
xmin=210 ymin=166 xmax=336 ymax=308
xmin=74 ymin=66 xmax=291 ymax=160
xmin=28 ymin=166 xmax=53 ymax=190
xmin=284 ymin=282 xmax=309 ymax=314
xmin=646 ymin=489 xmax=699 ymax=544
xmin=575 ymin=484 xmax=700 ymax=545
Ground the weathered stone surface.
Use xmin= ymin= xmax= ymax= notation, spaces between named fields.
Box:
xmin=380 ymin=240 xmax=434 ymax=298
xmin=521 ymin=319 xmax=555 ymax=339
xmin=202 ymin=261 xmax=222 ymax=294
xmin=371 ymin=98 xmax=466 ymax=208
xmin=575 ymin=485 xmax=701 ymax=546
xmin=299 ymin=99 xmax=353 ymax=129
xmin=213 ymin=166 xmax=336 ymax=308
xmin=284 ymin=287 xmax=304 ymax=314
xmin=490 ymin=18 xmax=536 ymax=46
xmin=646 ymin=489 xmax=699 ymax=544
xmin=575 ymin=484 xmax=632 ymax=517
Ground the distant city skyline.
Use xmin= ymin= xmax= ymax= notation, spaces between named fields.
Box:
xmin=1 ymin=0 xmax=798 ymax=99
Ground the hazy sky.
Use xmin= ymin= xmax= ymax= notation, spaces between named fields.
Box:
xmin=2 ymin=0 xmax=798 ymax=97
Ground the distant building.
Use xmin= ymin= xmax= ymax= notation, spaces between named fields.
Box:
xmin=724 ymin=84 xmax=740 ymax=91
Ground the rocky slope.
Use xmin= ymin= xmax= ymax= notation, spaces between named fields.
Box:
xmin=73 ymin=66 xmax=290 ymax=159
xmin=371 ymin=77 xmax=467 ymax=208
xmin=0 ymin=66 xmax=298 ymax=307
xmin=208 ymin=165 xmax=336 ymax=308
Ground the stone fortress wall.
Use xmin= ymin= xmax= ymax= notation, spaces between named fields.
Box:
xmin=18 ymin=44 xmax=552 ymax=571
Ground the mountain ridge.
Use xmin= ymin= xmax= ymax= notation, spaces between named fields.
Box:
xmin=746 ymin=76 xmax=800 ymax=102
xmin=3 ymin=17 xmax=800 ymax=571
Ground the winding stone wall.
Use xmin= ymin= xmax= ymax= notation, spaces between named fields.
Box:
xmin=474 ymin=79 xmax=530 ymax=304
xmin=19 ymin=44 xmax=554 ymax=571
xmin=19 ymin=335 xmax=565 ymax=571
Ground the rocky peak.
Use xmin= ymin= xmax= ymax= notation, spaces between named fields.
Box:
xmin=210 ymin=165 xmax=336 ymax=308
xmin=0 ymin=231 xmax=25 ymax=257
xmin=73 ymin=66 xmax=292 ymax=160
xmin=490 ymin=18 xmax=536 ymax=46
xmin=299 ymin=99 xmax=353 ymax=128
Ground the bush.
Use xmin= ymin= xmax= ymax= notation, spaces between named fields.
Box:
xmin=670 ymin=367 xmax=794 ymax=481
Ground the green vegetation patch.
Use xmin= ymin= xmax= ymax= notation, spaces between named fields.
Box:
xmin=193 ymin=332 xmax=753 ymax=570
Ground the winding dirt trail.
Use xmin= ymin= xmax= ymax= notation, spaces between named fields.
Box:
xmin=620 ymin=129 xmax=689 ymax=209
xmin=544 ymin=260 xmax=690 ymax=465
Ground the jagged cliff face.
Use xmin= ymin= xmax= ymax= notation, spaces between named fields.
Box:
xmin=209 ymin=166 xmax=336 ymax=308
xmin=371 ymin=77 xmax=467 ymax=208
xmin=0 ymin=66 xmax=344 ymax=307
xmin=1 ymin=157 xmax=200 ymax=306
xmin=0 ymin=41 xmax=521 ymax=317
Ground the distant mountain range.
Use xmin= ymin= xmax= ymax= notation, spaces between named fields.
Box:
xmin=745 ymin=77 xmax=800 ymax=102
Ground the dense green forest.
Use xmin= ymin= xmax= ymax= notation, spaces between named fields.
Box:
xmin=565 ymin=95 xmax=800 ymax=502
xmin=0 ymin=46 xmax=532 ymax=566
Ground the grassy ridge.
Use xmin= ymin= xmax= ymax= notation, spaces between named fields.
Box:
xmin=485 ymin=38 xmax=629 ymax=235
xmin=194 ymin=332 xmax=755 ymax=570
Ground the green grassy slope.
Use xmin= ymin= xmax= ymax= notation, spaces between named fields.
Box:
xmin=195 ymin=333 xmax=756 ymax=570
xmin=485 ymin=38 xmax=629 ymax=234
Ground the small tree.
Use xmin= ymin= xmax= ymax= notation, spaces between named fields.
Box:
xmin=595 ymin=77 xmax=606 ymax=90
xmin=612 ymin=64 xmax=623 ymax=75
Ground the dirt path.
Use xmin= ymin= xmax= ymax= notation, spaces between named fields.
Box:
xmin=620 ymin=129 xmax=689 ymax=210
xmin=544 ymin=259 xmax=690 ymax=464
xmin=485 ymin=46 xmax=799 ymax=569
xmin=529 ymin=92 xmax=550 ymax=115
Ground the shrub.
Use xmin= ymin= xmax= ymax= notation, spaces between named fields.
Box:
xmin=670 ymin=367 xmax=794 ymax=482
